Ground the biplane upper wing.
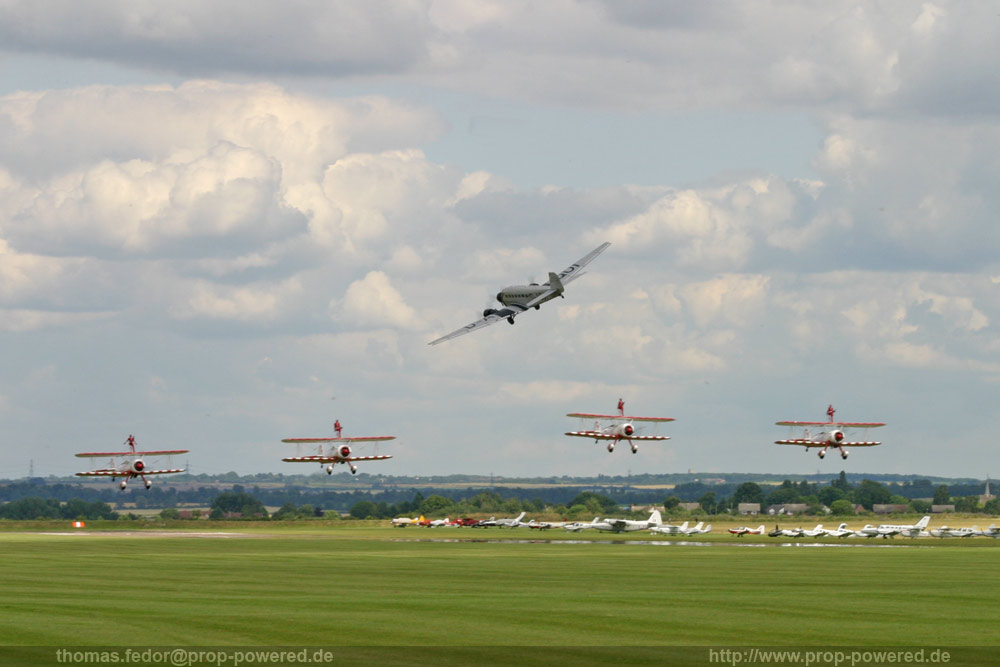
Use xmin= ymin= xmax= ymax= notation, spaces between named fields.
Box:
xmin=75 ymin=450 xmax=189 ymax=457
xmin=281 ymin=436 xmax=395 ymax=444
xmin=282 ymin=455 xmax=393 ymax=463
xmin=75 ymin=468 xmax=186 ymax=476
xmin=565 ymin=431 xmax=670 ymax=441
xmin=775 ymin=420 xmax=884 ymax=428
xmin=567 ymin=412 xmax=675 ymax=422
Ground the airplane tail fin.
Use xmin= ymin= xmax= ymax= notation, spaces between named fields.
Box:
xmin=515 ymin=511 xmax=526 ymax=522
xmin=704 ymin=524 xmax=712 ymax=533
xmin=547 ymin=271 xmax=565 ymax=293
xmin=649 ymin=510 xmax=662 ymax=526
xmin=916 ymin=515 xmax=930 ymax=529
xmin=692 ymin=521 xmax=703 ymax=531
xmin=679 ymin=521 xmax=688 ymax=531
xmin=757 ymin=525 xmax=765 ymax=533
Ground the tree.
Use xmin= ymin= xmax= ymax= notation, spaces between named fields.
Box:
xmin=698 ymin=492 xmax=717 ymax=514
xmin=818 ymin=486 xmax=846 ymax=507
xmin=909 ymin=499 xmax=931 ymax=513
xmin=765 ymin=480 xmax=802 ymax=506
xmin=419 ymin=494 xmax=455 ymax=516
xmin=955 ymin=496 xmax=980 ymax=513
xmin=933 ymin=485 xmax=950 ymax=505
xmin=663 ymin=496 xmax=681 ymax=511
xmin=568 ymin=492 xmax=618 ymax=514
xmin=159 ymin=508 xmax=180 ymax=520
xmin=210 ymin=491 xmax=268 ymax=519
xmin=829 ymin=499 xmax=855 ymax=516
xmin=832 ymin=470 xmax=850 ymax=492
xmin=349 ymin=501 xmax=378 ymax=519
xmin=850 ymin=480 xmax=892 ymax=510
xmin=732 ymin=482 xmax=765 ymax=506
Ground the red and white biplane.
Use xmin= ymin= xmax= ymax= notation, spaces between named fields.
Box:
xmin=75 ymin=435 xmax=188 ymax=490
xmin=775 ymin=405 xmax=884 ymax=460
xmin=281 ymin=421 xmax=394 ymax=475
xmin=564 ymin=400 xmax=674 ymax=454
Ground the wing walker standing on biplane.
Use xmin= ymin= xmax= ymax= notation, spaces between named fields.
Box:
xmin=281 ymin=420 xmax=394 ymax=475
xmin=75 ymin=435 xmax=188 ymax=490
xmin=775 ymin=405 xmax=885 ymax=460
xmin=564 ymin=401 xmax=675 ymax=454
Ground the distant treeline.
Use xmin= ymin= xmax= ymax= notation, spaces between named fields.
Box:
xmin=0 ymin=472 xmax=995 ymax=517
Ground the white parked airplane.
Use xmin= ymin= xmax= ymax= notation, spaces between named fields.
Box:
xmin=494 ymin=511 xmax=528 ymax=528
xmin=819 ymin=523 xmax=853 ymax=538
xmin=728 ymin=524 xmax=766 ymax=537
xmin=769 ymin=525 xmax=804 ymax=537
xmin=564 ymin=517 xmax=604 ymax=532
xmin=527 ymin=520 xmax=569 ymax=530
xmin=775 ymin=405 xmax=884 ymax=460
xmin=565 ymin=401 xmax=674 ymax=454
xmin=683 ymin=521 xmax=712 ymax=535
xmin=874 ymin=515 xmax=931 ymax=538
xmin=428 ymin=242 xmax=611 ymax=345
xmin=594 ymin=510 xmax=663 ymax=533
xmin=981 ymin=524 xmax=1000 ymax=538
xmin=651 ymin=520 xmax=689 ymax=535
xmin=800 ymin=524 xmax=828 ymax=538
xmin=929 ymin=525 xmax=981 ymax=538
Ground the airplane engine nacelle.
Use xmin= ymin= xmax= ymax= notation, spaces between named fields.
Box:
xmin=832 ymin=430 xmax=844 ymax=442
xmin=131 ymin=459 xmax=145 ymax=473
xmin=613 ymin=423 xmax=635 ymax=437
xmin=338 ymin=444 xmax=352 ymax=459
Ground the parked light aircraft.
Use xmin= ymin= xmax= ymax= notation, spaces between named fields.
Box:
xmin=929 ymin=525 xmax=981 ymax=538
xmin=565 ymin=401 xmax=674 ymax=454
xmin=800 ymin=524 xmax=829 ymax=538
xmin=592 ymin=510 xmax=663 ymax=533
xmin=683 ymin=521 xmax=711 ymax=535
xmin=564 ymin=517 xmax=604 ymax=532
xmin=651 ymin=520 xmax=691 ymax=535
xmin=391 ymin=516 xmax=422 ymax=527
xmin=775 ymin=405 xmax=884 ymax=460
xmin=769 ymin=525 xmax=804 ymax=538
xmin=728 ymin=525 xmax=766 ymax=537
xmin=281 ymin=421 xmax=394 ymax=475
xmin=819 ymin=523 xmax=852 ymax=538
xmin=428 ymin=242 xmax=611 ymax=345
xmin=874 ymin=515 xmax=931 ymax=538
xmin=982 ymin=524 xmax=1000 ymax=538
xmin=75 ymin=435 xmax=188 ymax=490
xmin=492 ymin=511 xmax=527 ymax=528
xmin=527 ymin=520 xmax=569 ymax=530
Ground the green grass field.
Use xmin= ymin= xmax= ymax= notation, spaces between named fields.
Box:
xmin=0 ymin=524 xmax=996 ymax=665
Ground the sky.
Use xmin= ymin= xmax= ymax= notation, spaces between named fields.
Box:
xmin=0 ymin=1 xmax=997 ymax=481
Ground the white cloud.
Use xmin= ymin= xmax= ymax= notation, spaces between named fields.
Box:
xmin=333 ymin=271 xmax=418 ymax=330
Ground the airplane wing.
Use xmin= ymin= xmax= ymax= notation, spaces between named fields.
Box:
xmin=427 ymin=309 xmax=519 ymax=346
xmin=282 ymin=437 xmax=395 ymax=443
xmin=775 ymin=439 xmax=881 ymax=447
xmin=566 ymin=412 xmax=675 ymax=422
xmin=75 ymin=450 xmax=189 ymax=457
xmin=282 ymin=455 xmax=393 ymax=463
xmin=776 ymin=420 xmax=884 ymax=428
xmin=553 ymin=241 xmax=611 ymax=286
xmin=565 ymin=431 xmax=670 ymax=441
xmin=75 ymin=468 xmax=185 ymax=476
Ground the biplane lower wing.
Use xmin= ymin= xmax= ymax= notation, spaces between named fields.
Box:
xmin=282 ymin=455 xmax=393 ymax=463
xmin=565 ymin=431 xmax=670 ymax=441
xmin=75 ymin=450 xmax=189 ymax=458
xmin=281 ymin=437 xmax=395 ymax=443
xmin=775 ymin=439 xmax=881 ymax=447
xmin=775 ymin=421 xmax=884 ymax=428
xmin=75 ymin=468 xmax=186 ymax=476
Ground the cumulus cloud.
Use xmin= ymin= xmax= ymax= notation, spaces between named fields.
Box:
xmin=332 ymin=271 xmax=418 ymax=330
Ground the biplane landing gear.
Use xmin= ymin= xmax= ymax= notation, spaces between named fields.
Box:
xmin=841 ymin=450 xmax=849 ymax=460
xmin=326 ymin=465 xmax=335 ymax=475
xmin=817 ymin=450 xmax=826 ymax=459
xmin=630 ymin=443 xmax=638 ymax=454
xmin=349 ymin=464 xmax=358 ymax=474
xmin=119 ymin=480 xmax=127 ymax=490
xmin=144 ymin=479 xmax=152 ymax=489
xmin=607 ymin=443 xmax=615 ymax=453
xmin=507 ymin=316 xmax=515 ymax=324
